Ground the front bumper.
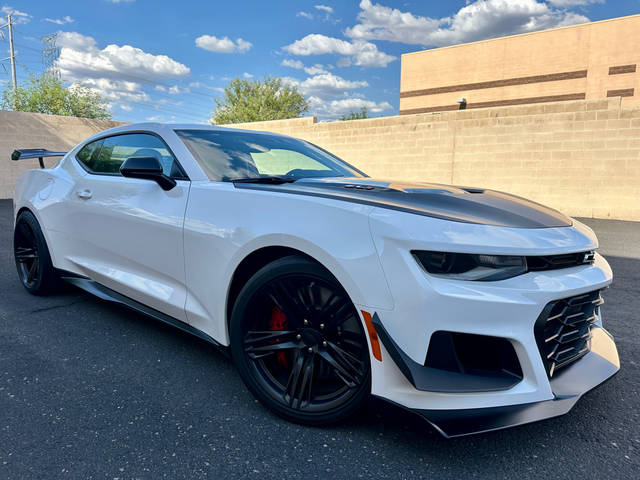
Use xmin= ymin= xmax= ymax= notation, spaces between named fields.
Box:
xmin=406 ymin=327 xmax=619 ymax=437
xmin=361 ymin=212 xmax=619 ymax=436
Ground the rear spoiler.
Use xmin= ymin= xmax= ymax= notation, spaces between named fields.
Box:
xmin=11 ymin=149 xmax=67 ymax=169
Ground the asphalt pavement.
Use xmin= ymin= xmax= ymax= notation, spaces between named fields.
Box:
xmin=1 ymin=199 xmax=638 ymax=479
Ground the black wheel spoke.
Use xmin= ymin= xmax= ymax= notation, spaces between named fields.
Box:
xmin=15 ymin=247 xmax=37 ymax=263
xmin=323 ymin=297 xmax=354 ymax=329
xmin=318 ymin=350 xmax=360 ymax=388
xmin=285 ymin=351 xmax=314 ymax=408
xmin=327 ymin=341 xmax=365 ymax=369
xmin=244 ymin=331 xmax=300 ymax=359
xmin=244 ymin=330 xmax=297 ymax=347
xmin=26 ymin=257 xmax=38 ymax=283
xmin=265 ymin=280 xmax=306 ymax=323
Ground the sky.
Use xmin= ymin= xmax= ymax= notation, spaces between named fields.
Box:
xmin=0 ymin=0 xmax=638 ymax=124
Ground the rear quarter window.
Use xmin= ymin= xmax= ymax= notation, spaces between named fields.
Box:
xmin=75 ymin=139 xmax=103 ymax=171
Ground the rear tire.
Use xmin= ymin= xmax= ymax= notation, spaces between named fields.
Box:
xmin=13 ymin=211 xmax=61 ymax=295
xmin=230 ymin=255 xmax=371 ymax=425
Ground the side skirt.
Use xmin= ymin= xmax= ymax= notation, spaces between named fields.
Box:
xmin=62 ymin=276 xmax=230 ymax=357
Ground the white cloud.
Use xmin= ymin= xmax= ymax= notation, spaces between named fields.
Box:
xmin=71 ymin=78 xmax=150 ymax=108
xmin=56 ymin=31 xmax=190 ymax=82
xmin=281 ymin=59 xmax=329 ymax=75
xmin=315 ymin=5 xmax=333 ymax=13
xmin=168 ymin=85 xmax=189 ymax=94
xmin=307 ymin=96 xmax=393 ymax=119
xmin=345 ymin=0 xmax=592 ymax=47
xmin=120 ymin=104 xmax=133 ymax=111
xmin=1 ymin=5 xmax=31 ymax=23
xmin=146 ymin=115 xmax=163 ymax=122
xmin=56 ymin=31 xmax=96 ymax=50
xmin=283 ymin=34 xmax=395 ymax=68
xmin=297 ymin=11 xmax=314 ymax=19
xmin=243 ymin=72 xmax=254 ymax=79
xmin=195 ymin=35 xmax=252 ymax=53
xmin=305 ymin=64 xmax=329 ymax=75
xmin=56 ymin=32 xmax=189 ymax=114
xmin=281 ymin=59 xmax=305 ymax=69
xmin=44 ymin=16 xmax=74 ymax=25
xmin=547 ymin=0 xmax=603 ymax=6
xmin=109 ymin=0 xmax=135 ymax=3
xmin=287 ymin=73 xmax=369 ymax=99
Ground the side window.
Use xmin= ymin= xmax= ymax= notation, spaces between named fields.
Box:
xmin=78 ymin=133 xmax=186 ymax=178
xmin=75 ymin=139 xmax=103 ymax=171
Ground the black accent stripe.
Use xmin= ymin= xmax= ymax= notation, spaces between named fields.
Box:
xmin=400 ymin=70 xmax=588 ymax=98
xmin=234 ymin=178 xmax=572 ymax=229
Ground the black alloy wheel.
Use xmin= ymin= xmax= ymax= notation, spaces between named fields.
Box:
xmin=13 ymin=211 xmax=59 ymax=295
xmin=230 ymin=256 xmax=371 ymax=425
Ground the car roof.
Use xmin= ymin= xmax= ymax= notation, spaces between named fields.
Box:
xmin=92 ymin=122 xmax=291 ymax=139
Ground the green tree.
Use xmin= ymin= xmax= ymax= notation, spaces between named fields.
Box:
xmin=211 ymin=76 xmax=308 ymax=125
xmin=2 ymin=73 xmax=111 ymax=120
xmin=339 ymin=107 xmax=368 ymax=121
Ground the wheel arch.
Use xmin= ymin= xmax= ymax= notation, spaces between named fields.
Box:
xmin=225 ymin=246 xmax=332 ymax=333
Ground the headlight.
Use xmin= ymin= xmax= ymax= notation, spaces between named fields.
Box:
xmin=413 ymin=251 xmax=527 ymax=281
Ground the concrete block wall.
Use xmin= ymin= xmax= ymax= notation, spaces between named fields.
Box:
xmin=230 ymin=97 xmax=640 ymax=221
xmin=0 ymin=111 xmax=126 ymax=199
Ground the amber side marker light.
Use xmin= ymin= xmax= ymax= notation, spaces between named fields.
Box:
xmin=361 ymin=310 xmax=383 ymax=362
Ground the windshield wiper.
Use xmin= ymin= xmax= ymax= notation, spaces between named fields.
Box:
xmin=230 ymin=176 xmax=297 ymax=184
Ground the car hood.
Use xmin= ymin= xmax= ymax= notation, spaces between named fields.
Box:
xmin=233 ymin=177 xmax=572 ymax=229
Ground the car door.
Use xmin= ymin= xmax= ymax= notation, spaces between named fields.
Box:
xmin=62 ymin=132 xmax=191 ymax=322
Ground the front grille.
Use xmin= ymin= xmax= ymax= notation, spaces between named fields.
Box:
xmin=527 ymin=251 xmax=595 ymax=272
xmin=534 ymin=290 xmax=603 ymax=377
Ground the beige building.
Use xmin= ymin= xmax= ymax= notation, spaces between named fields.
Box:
xmin=400 ymin=15 xmax=640 ymax=115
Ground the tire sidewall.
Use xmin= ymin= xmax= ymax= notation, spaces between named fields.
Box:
xmin=230 ymin=255 xmax=371 ymax=425
xmin=14 ymin=211 xmax=58 ymax=295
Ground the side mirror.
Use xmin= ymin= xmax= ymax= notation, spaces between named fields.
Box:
xmin=120 ymin=156 xmax=176 ymax=191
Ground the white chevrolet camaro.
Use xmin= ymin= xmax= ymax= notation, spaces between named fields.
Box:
xmin=11 ymin=123 xmax=619 ymax=437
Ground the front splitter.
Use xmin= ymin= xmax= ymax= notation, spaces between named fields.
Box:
xmin=390 ymin=328 xmax=620 ymax=438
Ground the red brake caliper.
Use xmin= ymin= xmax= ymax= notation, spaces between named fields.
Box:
xmin=269 ymin=306 xmax=289 ymax=369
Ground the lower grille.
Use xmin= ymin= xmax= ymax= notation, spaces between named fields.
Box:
xmin=534 ymin=290 xmax=603 ymax=377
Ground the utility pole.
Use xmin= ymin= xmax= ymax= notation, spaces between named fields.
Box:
xmin=7 ymin=14 xmax=17 ymax=101
xmin=1 ymin=13 xmax=18 ymax=107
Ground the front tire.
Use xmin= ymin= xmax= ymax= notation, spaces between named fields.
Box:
xmin=230 ymin=255 xmax=371 ymax=425
xmin=13 ymin=211 xmax=60 ymax=295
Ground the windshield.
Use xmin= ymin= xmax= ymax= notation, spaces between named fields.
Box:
xmin=175 ymin=129 xmax=365 ymax=181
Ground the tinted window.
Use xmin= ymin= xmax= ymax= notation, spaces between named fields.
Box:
xmin=77 ymin=133 xmax=185 ymax=178
xmin=175 ymin=129 xmax=364 ymax=181
xmin=76 ymin=139 xmax=103 ymax=171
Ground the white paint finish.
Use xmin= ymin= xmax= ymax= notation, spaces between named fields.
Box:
xmin=182 ymin=180 xmax=393 ymax=342
xmin=11 ymin=122 xmax=619 ymax=419
xmin=59 ymin=175 xmax=190 ymax=321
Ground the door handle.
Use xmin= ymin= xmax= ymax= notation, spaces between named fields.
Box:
xmin=76 ymin=189 xmax=93 ymax=200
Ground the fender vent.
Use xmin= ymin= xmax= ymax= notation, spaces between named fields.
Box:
xmin=534 ymin=290 xmax=603 ymax=377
